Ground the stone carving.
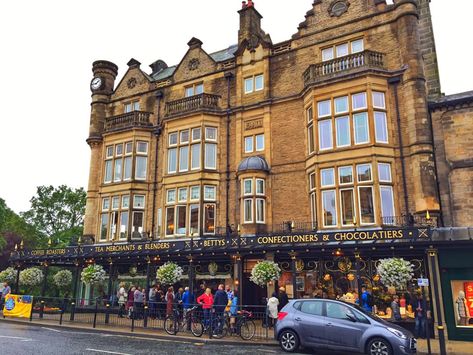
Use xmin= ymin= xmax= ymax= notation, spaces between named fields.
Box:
xmin=127 ymin=77 xmax=137 ymax=89
xmin=188 ymin=58 xmax=200 ymax=71
xmin=329 ymin=0 xmax=350 ymax=17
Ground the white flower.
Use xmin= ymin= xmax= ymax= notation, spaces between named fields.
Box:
xmin=81 ymin=265 xmax=106 ymax=285
xmin=377 ymin=258 xmax=414 ymax=289
xmin=19 ymin=267 xmax=44 ymax=287
xmin=53 ymin=270 xmax=73 ymax=288
xmin=250 ymin=261 xmax=281 ymax=287
xmin=0 ymin=267 xmax=17 ymax=284
xmin=156 ymin=262 xmax=183 ymax=286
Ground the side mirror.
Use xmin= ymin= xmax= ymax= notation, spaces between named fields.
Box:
xmin=346 ymin=313 xmax=357 ymax=322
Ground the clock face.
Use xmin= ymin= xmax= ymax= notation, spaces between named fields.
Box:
xmin=90 ymin=77 xmax=103 ymax=90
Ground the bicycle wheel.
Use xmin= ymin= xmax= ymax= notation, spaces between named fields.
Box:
xmin=164 ymin=316 xmax=178 ymax=335
xmin=239 ymin=319 xmax=256 ymax=340
xmin=211 ymin=319 xmax=227 ymax=339
xmin=190 ymin=318 xmax=204 ymax=337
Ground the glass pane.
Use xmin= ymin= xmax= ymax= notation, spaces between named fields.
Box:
xmin=301 ymin=301 xmax=323 ymax=316
xmin=176 ymin=206 xmax=187 ymax=234
xmin=204 ymin=204 xmax=215 ymax=234
xmin=205 ymin=127 xmax=217 ymax=141
xmin=114 ymin=158 xmax=122 ymax=182
xmin=336 ymin=43 xmax=349 ymax=57
xmin=168 ymin=148 xmax=177 ymax=173
xmin=119 ymin=212 xmax=128 ymax=240
xmin=115 ymin=144 xmax=123 ymax=156
xmin=306 ymin=107 xmax=313 ymax=123
xmin=372 ymin=91 xmax=385 ymax=109
xmin=125 ymin=142 xmax=133 ymax=154
xmin=244 ymin=179 xmax=253 ymax=195
xmin=135 ymin=156 xmax=147 ymax=179
xmin=378 ymin=163 xmax=392 ymax=182
xmin=204 ymin=186 xmax=216 ymax=200
xmin=191 ymin=144 xmax=201 ymax=170
xmin=100 ymin=213 xmax=108 ymax=240
xmin=308 ymin=124 xmax=315 ymax=154
xmin=124 ymin=103 xmax=132 ymax=113
xmin=106 ymin=146 xmax=114 ymax=158
xmin=317 ymin=100 xmax=331 ymax=117
xmin=104 ymin=160 xmax=113 ymax=183
xmin=133 ymin=101 xmax=140 ymax=111
xmin=339 ymin=166 xmax=353 ymax=184
xmin=336 ymin=116 xmax=350 ymax=147
xmin=167 ymin=189 xmax=176 ymax=203
xmin=256 ymin=199 xmax=265 ymax=223
xmin=169 ymin=132 xmax=178 ymax=146
xmin=310 ymin=193 xmax=317 ymax=227
xmin=122 ymin=195 xmax=129 ymax=209
xmin=351 ymin=39 xmax=364 ymax=53
xmin=334 ymin=96 xmax=348 ymax=114
xmin=190 ymin=186 xmax=200 ymax=200
xmin=185 ymin=87 xmax=194 ymax=97
xmin=180 ymin=130 xmax=190 ymax=144
xmin=326 ymin=303 xmax=352 ymax=320
xmin=380 ymin=186 xmax=395 ymax=220
xmin=245 ymin=136 xmax=253 ymax=153
xmin=353 ymin=112 xmax=369 ymax=144
xmin=166 ymin=207 xmax=175 ymax=235
xmin=192 ymin=127 xmax=201 ymax=141
xmin=322 ymin=190 xmax=337 ymax=226
xmin=137 ymin=141 xmax=148 ymax=154
xmin=244 ymin=78 xmax=253 ymax=93
xmin=133 ymin=195 xmax=145 ymax=208
xmin=195 ymin=84 xmax=203 ymax=95
xmin=322 ymin=48 xmax=334 ymax=62
xmin=102 ymin=198 xmax=110 ymax=211
xmin=178 ymin=188 xmax=187 ymax=202
xmin=244 ymin=199 xmax=253 ymax=222
xmin=357 ymin=164 xmax=372 ymax=182
xmin=112 ymin=196 xmax=120 ymax=210
xmin=359 ymin=187 xmax=375 ymax=224
xmin=309 ymin=173 xmax=316 ymax=190
xmin=374 ymin=111 xmax=388 ymax=143
xmin=318 ymin=120 xmax=333 ymax=150
xmin=321 ymin=168 xmax=335 ymax=187
xmin=179 ymin=146 xmax=189 ymax=172
xmin=256 ymin=179 xmax=265 ymax=195
xmin=205 ymin=143 xmax=217 ymax=169
xmin=255 ymin=75 xmax=264 ymax=91
xmin=124 ymin=156 xmax=132 ymax=180
xmin=256 ymin=134 xmax=264 ymax=151
xmin=352 ymin=92 xmax=367 ymax=110
xmin=189 ymin=205 xmax=199 ymax=235
xmin=341 ymin=189 xmax=355 ymax=225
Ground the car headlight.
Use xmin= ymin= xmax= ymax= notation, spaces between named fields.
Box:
xmin=387 ymin=327 xmax=408 ymax=339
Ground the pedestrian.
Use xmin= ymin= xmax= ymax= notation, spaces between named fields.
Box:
xmin=117 ymin=282 xmax=127 ymax=318
xmin=225 ymin=285 xmax=234 ymax=300
xmin=361 ymin=286 xmax=373 ymax=313
xmin=267 ymin=291 xmax=279 ymax=328
xmin=278 ymin=287 xmax=289 ymax=311
xmin=182 ymin=287 xmax=193 ymax=315
xmin=165 ymin=286 xmax=174 ymax=316
xmin=197 ymin=287 xmax=214 ymax=328
xmin=149 ymin=284 xmax=157 ymax=319
xmin=126 ymin=286 xmax=135 ymax=318
xmin=196 ymin=284 xmax=206 ymax=299
xmin=176 ymin=287 xmax=184 ymax=319
xmin=214 ymin=284 xmax=228 ymax=332
xmin=413 ymin=294 xmax=427 ymax=338
xmin=156 ymin=285 xmax=165 ymax=319
xmin=134 ymin=287 xmax=144 ymax=319
xmin=391 ymin=295 xmax=402 ymax=321
xmin=1 ymin=282 xmax=11 ymax=309
xmin=230 ymin=291 xmax=239 ymax=316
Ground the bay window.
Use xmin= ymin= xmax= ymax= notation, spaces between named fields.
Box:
xmin=242 ymin=178 xmax=266 ymax=224
xmin=99 ymin=194 xmax=132 ymax=242
xmin=104 ymin=141 xmax=148 ymax=184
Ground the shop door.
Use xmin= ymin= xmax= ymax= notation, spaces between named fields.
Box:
xmin=243 ymin=274 xmax=267 ymax=309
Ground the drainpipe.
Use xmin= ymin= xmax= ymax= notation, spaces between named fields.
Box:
xmin=224 ymin=72 xmax=234 ymax=237
xmin=388 ymin=76 xmax=410 ymax=219
xmin=151 ymin=91 xmax=163 ymax=239
xmin=427 ymin=108 xmax=444 ymax=227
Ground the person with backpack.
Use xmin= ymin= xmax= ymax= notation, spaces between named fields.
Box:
xmin=361 ymin=286 xmax=374 ymax=313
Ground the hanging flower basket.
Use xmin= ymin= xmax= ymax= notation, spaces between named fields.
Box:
xmin=376 ymin=258 xmax=414 ymax=290
xmin=53 ymin=270 xmax=73 ymax=288
xmin=156 ymin=262 xmax=183 ymax=286
xmin=81 ymin=264 xmax=106 ymax=285
xmin=19 ymin=267 xmax=44 ymax=287
xmin=0 ymin=267 xmax=17 ymax=284
xmin=250 ymin=261 xmax=281 ymax=287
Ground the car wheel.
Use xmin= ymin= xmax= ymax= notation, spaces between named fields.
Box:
xmin=279 ymin=330 xmax=299 ymax=353
xmin=367 ymin=337 xmax=393 ymax=355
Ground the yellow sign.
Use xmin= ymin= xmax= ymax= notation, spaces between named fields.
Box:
xmin=2 ymin=294 xmax=33 ymax=318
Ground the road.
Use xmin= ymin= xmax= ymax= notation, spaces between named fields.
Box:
xmin=0 ymin=322 xmax=315 ymax=355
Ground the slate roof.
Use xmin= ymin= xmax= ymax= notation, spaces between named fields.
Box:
xmin=429 ymin=91 xmax=473 ymax=109
xmin=238 ymin=156 xmax=270 ymax=173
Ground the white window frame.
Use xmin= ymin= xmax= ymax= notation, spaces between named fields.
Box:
xmin=256 ymin=178 xmax=265 ymax=196
xmin=256 ymin=198 xmax=265 ymax=223
xmin=336 ymin=43 xmax=349 ymax=58
xmin=357 ymin=164 xmax=373 ymax=183
xmin=189 ymin=204 xmax=200 ymax=236
xmin=338 ymin=166 xmax=353 ymax=185
xmin=191 ymin=143 xmax=201 ymax=171
xmin=321 ymin=168 xmax=335 ymax=187
xmin=190 ymin=186 xmax=200 ymax=201
xmin=125 ymin=142 xmax=133 ymax=155
xmin=255 ymin=134 xmax=264 ymax=151
xmin=322 ymin=190 xmax=337 ymax=227
xmin=133 ymin=195 xmax=145 ymax=209
xmin=244 ymin=77 xmax=254 ymax=94
xmin=317 ymin=100 xmax=332 ymax=118
xmin=104 ymin=160 xmax=113 ymax=184
xmin=372 ymin=91 xmax=386 ymax=109
xmin=254 ymin=74 xmax=264 ymax=92
xmin=112 ymin=196 xmax=120 ymax=210
xmin=378 ymin=163 xmax=392 ymax=183
xmin=243 ymin=198 xmax=254 ymax=223
xmin=309 ymin=172 xmax=316 ymax=191
xmin=380 ymin=186 xmax=395 ymax=223
xmin=243 ymin=179 xmax=253 ymax=196
xmin=192 ymin=127 xmax=201 ymax=142
xmin=205 ymin=127 xmax=217 ymax=142
xmin=352 ymin=92 xmax=368 ymax=111
xmin=106 ymin=146 xmax=114 ymax=159
xmin=203 ymin=203 xmax=216 ymax=235
xmin=374 ymin=111 xmax=389 ymax=144
xmin=322 ymin=47 xmax=334 ymax=62
xmin=180 ymin=129 xmax=190 ymax=144
xmin=169 ymin=132 xmax=178 ymax=147
xmin=335 ymin=116 xmax=351 ymax=148
xmin=204 ymin=143 xmax=217 ymax=170
xmin=123 ymin=156 xmax=132 ymax=181
xmin=165 ymin=207 xmax=175 ymax=236
xmin=167 ymin=148 xmax=177 ymax=174
xmin=334 ymin=96 xmax=349 ymax=114
xmin=178 ymin=187 xmax=188 ymax=203
xmin=306 ymin=106 xmax=314 ymax=123
xmin=119 ymin=211 xmax=129 ymax=241
xmin=308 ymin=123 xmax=315 ymax=154
xmin=175 ymin=205 xmax=187 ymax=236
xmin=340 ymin=188 xmax=356 ymax=227
xmin=102 ymin=197 xmax=110 ymax=211
xmin=115 ymin=144 xmax=123 ymax=157
xmin=121 ymin=195 xmax=130 ymax=209
xmin=351 ymin=39 xmax=364 ymax=54
xmin=357 ymin=186 xmax=376 ymax=225
xmin=203 ymin=185 xmax=216 ymax=201
xmin=131 ymin=211 xmax=144 ymax=240
xmin=135 ymin=156 xmax=147 ymax=180
xmin=244 ymin=136 xmax=254 ymax=153
xmin=179 ymin=146 xmax=189 ymax=172
xmin=136 ymin=141 xmax=148 ymax=155
xmin=114 ymin=158 xmax=123 ymax=182
xmin=353 ymin=112 xmax=370 ymax=145
xmin=318 ymin=119 xmax=333 ymax=151
xmin=166 ymin=189 xmax=176 ymax=204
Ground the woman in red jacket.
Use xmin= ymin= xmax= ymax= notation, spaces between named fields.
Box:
xmin=197 ymin=287 xmax=213 ymax=328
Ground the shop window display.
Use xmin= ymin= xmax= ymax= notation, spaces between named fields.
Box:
xmin=451 ymin=281 xmax=473 ymax=327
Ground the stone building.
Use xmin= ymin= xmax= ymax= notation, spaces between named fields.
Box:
xmin=11 ymin=0 xmax=473 ymax=342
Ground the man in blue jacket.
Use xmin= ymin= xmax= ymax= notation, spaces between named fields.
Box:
xmin=213 ymin=284 xmax=228 ymax=333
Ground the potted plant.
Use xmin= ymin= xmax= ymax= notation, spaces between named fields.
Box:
xmin=156 ymin=262 xmax=183 ymax=286
xmin=376 ymin=258 xmax=414 ymax=292
xmin=19 ymin=267 xmax=44 ymax=287
xmin=80 ymin=264 xmax=106 ymax=285
xmin=53 ymin=269 xmax=73 ymax=294
xmin=250 ymin=260 xmax=281 ymax=287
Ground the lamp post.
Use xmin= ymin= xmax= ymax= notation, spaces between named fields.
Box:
xmin=427 ymin=248 xmax=446 ymax=355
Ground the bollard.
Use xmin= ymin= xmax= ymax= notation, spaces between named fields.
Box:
xmin=70 ymin=302 xmax=76 ymax=321
xmin=59 ymin=308 xmax=64 ymax=325
xmin=92 ymin=301 xmax=98 ymax=329
xmin=131 ymin=309 xmax=135 ymax=332
xmin=105 ymin=304 xmax=110 ymax=324
xmin=143 ymin=305 xmax=149 ymax=328
xmin=39 ymin=300 xmax=45 ymax=319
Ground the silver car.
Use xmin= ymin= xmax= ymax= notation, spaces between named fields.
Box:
xmin=275 ymin=299 xmax=416 ymax=355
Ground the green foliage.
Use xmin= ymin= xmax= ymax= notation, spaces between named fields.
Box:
xmin=22 ymin=185 xmax=86 ymax=247
xmin=0 ymin=267 xmax=16 ymax=284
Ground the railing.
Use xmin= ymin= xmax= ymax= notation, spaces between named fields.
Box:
xmin=104 ymin=111 xmax=152 ymax=132
xmin=165 ymin=93 xmax=221 ymax=116
xmin=303 ymin=50 xmax=385 ymax=86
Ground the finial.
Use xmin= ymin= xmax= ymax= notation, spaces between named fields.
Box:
xmin=426 ymin=210 xmax=431 ymax=220
xmin=14 ymin=244 xmax=18 ymax=251
xmin=20 ymin=240 xmax=24 ymax=249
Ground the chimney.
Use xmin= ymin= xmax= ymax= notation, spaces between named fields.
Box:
xmin=238 ymin=0 xmax=264 ymax=46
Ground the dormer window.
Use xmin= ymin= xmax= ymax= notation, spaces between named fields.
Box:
xmin=185 ymin=83 xmax=203 ymax=97
xmin=124 ymin=100 xmax=140 ymax=113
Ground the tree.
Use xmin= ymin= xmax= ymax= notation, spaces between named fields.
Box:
xmin=22 ymin=185 xmax=86 ymax=247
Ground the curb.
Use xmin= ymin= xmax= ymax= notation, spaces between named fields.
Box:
xmin=0 ymin=317 xmax=278 ymax=347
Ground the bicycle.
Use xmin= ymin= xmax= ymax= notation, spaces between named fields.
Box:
xmin=212 ymin=309 xmax=256 ymax=340
xmin=164 ymin=306 xmax=204 ymax=337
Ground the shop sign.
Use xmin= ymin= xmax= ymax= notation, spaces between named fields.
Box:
xmin=417 ymin=278 xmax=429 ymax=287
xmin=464 ymin=282 xmax=473 ymax=316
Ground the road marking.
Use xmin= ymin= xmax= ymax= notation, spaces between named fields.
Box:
xmin=41 ymin=327 xmax=62 ymax=332
xmin=86 ymin=349 xmax=132 ymax=355
xmin=0 ymin=335 xmax=33 ymax=342
xmin=256 ymin=350 xmax=277 ymax=354
xmin=98 ymin=333 xmax=204 ymax=345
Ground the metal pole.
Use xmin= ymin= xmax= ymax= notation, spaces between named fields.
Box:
xmin=71 ymin=264 xmax=80 ymax=321
xmin=428 ymin=249 xmax=446 ymax=355
xmin=107 ymin=262 xmax=114 ymax=301
xmin=41 ymin=265 xmax=49 ymax=297
xmin=422 ymin=284 xmax=432 ymax=354
xmin=291 ymin=254 xmax=297 ymax=299
xmin=188 ymin=258 xmax=194 ymax=296
xmin=14 ymin=267 xmax=20 ymax=294
xmin=354 ymin=252 xmax=363 ymax=297
xmin=236 ymin=255 xmax=243 ymax=306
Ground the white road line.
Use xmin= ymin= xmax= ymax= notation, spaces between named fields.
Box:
xmin=0 ymin=335 xmax=33 ymax=342
xmin=86 ymin=349 xmax=132 ymax=355
xmin=41 ymin=326 xmax=62 ymax=332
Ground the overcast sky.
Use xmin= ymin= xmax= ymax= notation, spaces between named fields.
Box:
xmin=0 ymin=0 xmax=471 ymax=214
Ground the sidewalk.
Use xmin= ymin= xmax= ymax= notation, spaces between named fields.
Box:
xmin=1 ymin=316 xmax=471 ymax=354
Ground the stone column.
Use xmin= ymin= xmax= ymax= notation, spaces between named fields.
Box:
xmin=83 ymin=139 xmax=102 ymax=239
